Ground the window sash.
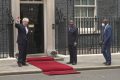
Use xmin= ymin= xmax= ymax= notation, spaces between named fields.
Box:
xmin=74 ymin=0 xmax=96 ymax=34
xmin=75 ymin=0 xmax=95 ymax=5
xmin=75 ymin=18 xmax=95 ymax=28
xmin=75 ymin=18 xmax=99 ymax=34
xmin=75 ymin=7 xmax=95 ymax=17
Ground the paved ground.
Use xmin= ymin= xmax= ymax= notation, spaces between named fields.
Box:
xmin=0 ymin=53 xmax=120 ymax=76
xmin=0 ymin=69 xmax=120 ymax=80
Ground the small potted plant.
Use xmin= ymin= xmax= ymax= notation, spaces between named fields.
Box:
xmin=50 ymin=51 xmax=58 ymax=57
xmin=15 ymin=53 xmax=19 ymax=59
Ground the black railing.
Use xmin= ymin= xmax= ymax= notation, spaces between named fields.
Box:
xmin=0 ymin=0 xmax=14 ymax=58
xmin=55 ymin=8 xmax=67 ymax=55
xmin=55 ymin=17 xmax=120 ymax=54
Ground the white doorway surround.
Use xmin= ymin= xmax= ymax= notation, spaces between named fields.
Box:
xmin=11 ymin=0 xmax=55 ymax=55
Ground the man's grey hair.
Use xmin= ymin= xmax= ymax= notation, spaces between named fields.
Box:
xmin=22 ymin=17 xmax=29 ymax=22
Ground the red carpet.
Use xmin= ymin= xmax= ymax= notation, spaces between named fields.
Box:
xmin=27 ymin=56 xmax=54 ymax=62
xmin=27 ymin=57 xmax=79 ymax=75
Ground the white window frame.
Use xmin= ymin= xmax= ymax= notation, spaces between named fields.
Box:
xmin=74 ymin=0 xmax=97 ymax=34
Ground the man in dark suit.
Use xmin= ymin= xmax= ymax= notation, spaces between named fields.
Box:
xmin=67 ymin=20 xmax=78 ymax=65
xmin=101 ymin=19 xmax=112 ymax=65
xmin=15 ymin=17 xmax=29 ymax=67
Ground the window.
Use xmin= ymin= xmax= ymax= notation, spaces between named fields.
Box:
xmin=74 ymin=0 xmax=96 ymax=34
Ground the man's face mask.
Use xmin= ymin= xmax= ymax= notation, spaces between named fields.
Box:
xmin=102 ymin=23 xmax=105 ymax=26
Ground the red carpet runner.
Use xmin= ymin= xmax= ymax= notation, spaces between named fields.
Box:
xmin=27 ymin=56 xmax=79 ymax=75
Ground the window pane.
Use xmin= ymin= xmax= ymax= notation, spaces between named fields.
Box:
xmin=75 ymin=0 xmax=80 ymax=5
xmin=80 ymin=0 xmax=87 ymax=5
xmin=75 ymin=7 xmax=80 ymax=17
xmin=88 ymin=7 xmax=94 ymax=17
xmin=76 ymin=0 xmax=95 ymax=5
xmin=81 ymin=8 xmax=87 ymax=17
xmin=75 ymin=18 xmax=81 ymax=28
xmin=88 ymin=0 xmax=95 ymax=5
xmin=81 ymin=18 xmax=94 ymax=28
xmin=81 ymin=18 xmax=86 ymax=28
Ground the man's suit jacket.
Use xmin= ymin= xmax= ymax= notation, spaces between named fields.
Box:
xmin=15 ymin=23 xmax=28 ymax=45
xmin=68 ymin=26 xmax=78 ymax=45
xmin=103 ymin=24 xmax=112 ymax=46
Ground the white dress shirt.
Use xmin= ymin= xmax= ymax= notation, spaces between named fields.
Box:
xmin=25 ymin=27 xmax=28 ymax=34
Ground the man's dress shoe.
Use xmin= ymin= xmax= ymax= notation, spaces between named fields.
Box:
xmin=22 ymin=63 xmax=28 ymax=66
xmin=72 ymin=62 xmax=77 ymax=65
xmin=103 ymin=62 xmax=111 ymax=65
xmin=66 ymin=62 xmax=72 ymax=64
xmin=17 ymin=62 xmax=22 ymax=67
xmin=103 ymin=62 xmax=107 ymax=64
xmin=105 ymin=62 xmax=111 ymax=65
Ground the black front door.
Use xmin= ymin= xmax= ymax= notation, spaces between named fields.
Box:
xmin=20 ymin=4 xmax=44 ymax=54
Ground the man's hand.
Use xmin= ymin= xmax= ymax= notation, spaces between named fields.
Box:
xmin=16 ymin=17 xmax=20 ymax=23
xmin=99 ymin=41 xmax=103 ymax=46
xmin=74 ymin=42 xmax=77 ymax=46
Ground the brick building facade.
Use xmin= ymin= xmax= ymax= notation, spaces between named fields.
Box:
xmin=0 ymin=0 xmax=120 ymax=58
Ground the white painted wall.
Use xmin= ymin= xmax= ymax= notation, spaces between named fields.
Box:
xmin=45 ymin=0 xmax=55 ymax=55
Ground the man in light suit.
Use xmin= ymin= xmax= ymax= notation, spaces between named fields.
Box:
xmin=15 ymin=17 xmax=29 ymax=67
xmin=67 ymin=20 xmax=78 ymax=65
xmin=101 ymin=19 xmax=112 ymax=65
